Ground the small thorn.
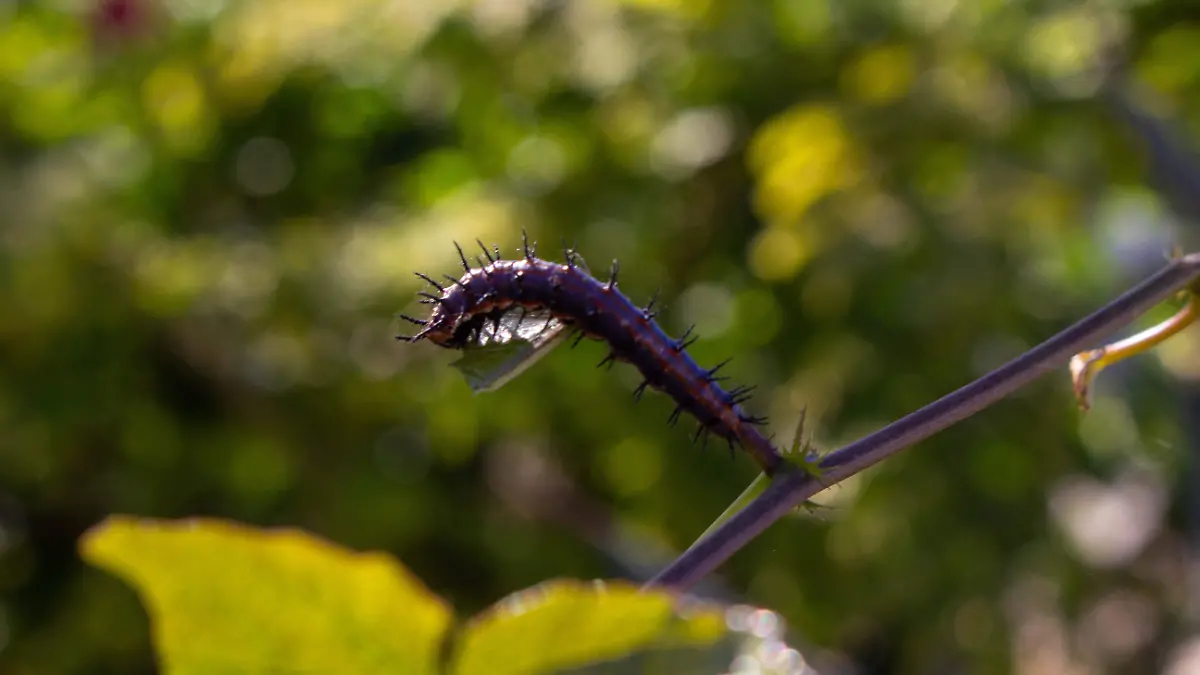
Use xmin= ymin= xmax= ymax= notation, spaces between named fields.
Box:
xmin=667 ymin=407 xmax=685 ymax=427
xmin=633 ymin=381 xmax=650 ymax=401
xmin=706 ymin=358 xmax=732 ymax=381
xmin=643 ymin=288 xmax=662 ymax=319
xmin=453 ymin=242 xmax=472 ymax=273
xmin=417 ymin=291 xmax=444 ymax=304
xmin=729 ymin=384 xmax=756 ymax=397
xmin=667 ymin=406 xmax=684 ymax=427
xmin=570 ymin=330 xmax=587 ymax=348
xmin=606 ymin=259 xmax=619 ymax=290
xmin=794 ymin=406 xmax=808 ymax=441
xmin=727 ymin=438 xmax=736 ymax=460
xmin=729 ymin=385 xmax=756 ymax=405
xmin=676 ymin=325 xmax=697 ymax=351
xmin=414 ymin=272 xmax=445 ymax=291
xmin=399 ymin=314 xmax=428 ymax=326
xmin=444 ymin=274 xmax=467 ymax=289
xmin=597 ymin=353 xmax=617 ymax=370
xmin=742 ymin=415 xmax=769 ymax=426
xmin=418 ymin=298 xmax=438 ymax=305
xmin=562 ymin=237 xmax=576 ymax=267
xmin=477 ymin=240 xmax=497 ymax=263
xmin=691 ymin=424 xmax=706 ymax=446
xmin=522 ymin=230 xmax=537 ymax=259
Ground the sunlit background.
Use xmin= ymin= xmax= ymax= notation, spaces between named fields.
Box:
xmin=4 ymin=0 xmax=1200 ymax=672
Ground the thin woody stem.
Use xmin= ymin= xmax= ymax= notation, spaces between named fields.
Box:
xmin=647 ymin=252 xmax=1200 ymax=591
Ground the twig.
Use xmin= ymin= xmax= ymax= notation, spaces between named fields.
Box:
xmin=647 ymin=252 xmax=1200 ymax=591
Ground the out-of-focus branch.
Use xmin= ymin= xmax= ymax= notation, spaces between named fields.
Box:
xmin=1101 ymin=75 xmax=1200 ymax=223
xmin=648 ymin=253 xmax=1200 ymax=591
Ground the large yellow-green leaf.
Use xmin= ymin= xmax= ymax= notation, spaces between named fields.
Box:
xmin=80 ymin=515 xmax=453 ymax=675
xmin=449 ymin=580 xmax=726 ymax=675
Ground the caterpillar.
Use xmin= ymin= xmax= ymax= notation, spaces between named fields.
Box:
xmin=397 ymin=233 xmax=784 ymax=475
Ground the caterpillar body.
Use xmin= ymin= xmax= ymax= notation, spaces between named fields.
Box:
xmin=398 ymin=235 xmax=784 ymax=474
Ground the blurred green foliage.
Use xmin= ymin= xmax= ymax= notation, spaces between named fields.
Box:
xmin=81 ymin=516 xmax=455 ymax=674
xmin=3 ymin=0 xmax=1200 ymax=672
xmin=81 ymin=516 xmax=738 ymax=675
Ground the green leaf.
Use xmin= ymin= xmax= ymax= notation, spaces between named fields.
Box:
xmin=449 ymin=580 xmax=726 ymax=675
xmin=79 ymin=515 xmax=453 ymax=675
xmin=696 ymin=470 xmax=774 ymax=542
xmin=451 ymin=326 xmax=568 ymax=394
xmin=449 ymin=254 xmax=589 ymax=394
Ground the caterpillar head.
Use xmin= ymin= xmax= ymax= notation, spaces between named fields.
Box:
xmin=398 ymin=283 xmax=507 ymax=349
xmin=398 ymin=292 xmax=465 ymax=347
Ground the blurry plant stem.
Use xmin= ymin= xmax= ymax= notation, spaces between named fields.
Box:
xmin=646 ymin=252 xmax=1200 ymax=591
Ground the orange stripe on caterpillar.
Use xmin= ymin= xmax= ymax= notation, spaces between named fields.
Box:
xmin=399 ymin=233 xmax=783 ymax=475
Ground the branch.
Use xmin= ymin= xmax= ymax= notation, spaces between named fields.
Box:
xmin=1101 ymin=76 xmax=1200 ymax=223
xmin=647 ymin=252 xmax=1200 ymax=591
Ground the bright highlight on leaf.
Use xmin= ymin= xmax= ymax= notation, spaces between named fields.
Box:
xmin=449 ymin=580 xmax=726 ymax=675
xmin=79 ymin=515 xmax=453 ymax=675
xmin=448 ymin=255 xmax=589 ymax=394
xmin=1070 ymin=292 xmax=1197 ymax=411
xmin=450 ymin=317 xmax=569 ymax=393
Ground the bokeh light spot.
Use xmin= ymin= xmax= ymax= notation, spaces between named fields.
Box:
xmin=1023 ymin=8 xmax=1118 ymax=97
xmin=748 ymin=104 xmax=861 ymax=227
xmin=507 ymin=135 xmax=567 ymax=192
xmin=406 ymin=149 xmax=481 ymax=208
xmin=677 ymin=283 xmax=735 ymax=338
xmin=842 ymin=44 xmax=916 ymax=105
xmin=771 ymin=0 xmax=832 ymax=47
xmin=650 ymin=107 xmax=734 ymax=179
xmin=734 ymin=289 xmax=783 ymax=347
xmin=748 ymin=227 xmax=811 ymax=282
xmin=596 ymin=438 xmax=663 ymax=498
xmin=142 ymin=62 xmax=215 ymax=155
xmin=235 ymin=136 xmax=294 ymax=196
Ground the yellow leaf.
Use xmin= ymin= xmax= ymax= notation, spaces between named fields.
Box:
xmin=80 ymin=516 xmax=453 ymax=675
xmin=450 ymin=580 xmax=725 ymax=675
